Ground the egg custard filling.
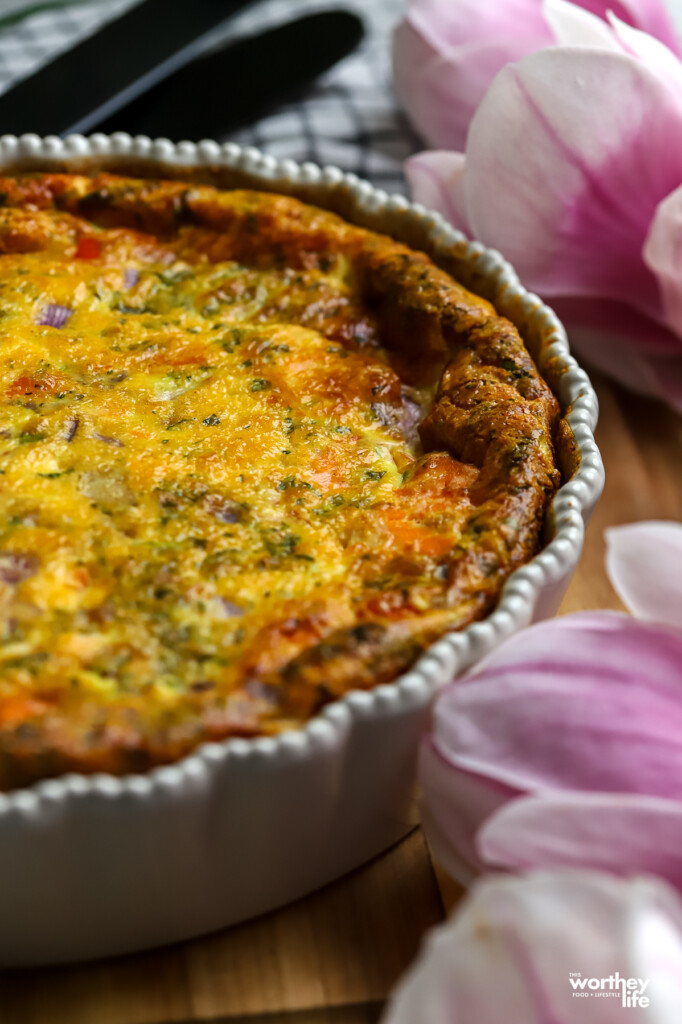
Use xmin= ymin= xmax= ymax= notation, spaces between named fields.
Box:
xmin=0 ymin=173 xmax=560 ymax=787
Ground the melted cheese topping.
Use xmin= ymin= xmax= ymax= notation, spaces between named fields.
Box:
xmin=0 ymin=175 xmax=560 ymax=787
xmin=0 ymin=206 xmax=476 ymax=729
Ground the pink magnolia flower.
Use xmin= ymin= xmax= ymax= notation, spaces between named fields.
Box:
xmin=404 ymin=2 xmax=682 ymax=410
xmin=605 ymin=520 xmax=682 ymax=629
xmin=393 ymin=0 xmax=680 ymax=151
xmin=381 ymin=871 xmax=682 ymax=1024
xmin=419 ymin=520 xmax=682 ymax=888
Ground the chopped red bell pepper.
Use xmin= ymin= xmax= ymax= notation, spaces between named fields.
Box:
xmin=75 ymin=237 xmax=102 ymax=260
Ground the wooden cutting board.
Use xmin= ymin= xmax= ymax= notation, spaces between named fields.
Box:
xmin=1 ymin=371 xmax=681 ymax=1024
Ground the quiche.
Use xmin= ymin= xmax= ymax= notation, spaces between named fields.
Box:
xmin=0 ymin=173 xmax=560 ymax=789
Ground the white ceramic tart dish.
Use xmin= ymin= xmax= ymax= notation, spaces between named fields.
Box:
xmin=0 ymin=134 xmax=604 ymax=967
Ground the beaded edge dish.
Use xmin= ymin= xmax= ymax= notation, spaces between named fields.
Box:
xmin=0 ymin=136 xmax=603 ymax=967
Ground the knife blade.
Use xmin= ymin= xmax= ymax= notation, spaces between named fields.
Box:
xmin=95 ymin=9 xmax=365 ymax=140
xmin=0 ymin=0 xmax=262 ymax=136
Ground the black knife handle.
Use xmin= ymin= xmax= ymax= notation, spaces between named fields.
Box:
xmin=0 ymin=0 xmax=261 ymax=136
xmin=95 ymin=9 xmax=365 ymax=141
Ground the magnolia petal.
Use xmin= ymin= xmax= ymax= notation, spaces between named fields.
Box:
xmin=551 ymin=294 xmax=682 ymax=355
xmin=643 ymin=182 xmax=682 ymax=340
xmin=605 ymin=521 xmax=682 ymax=627
xmin=393 ymin=0 xmax=681 ymax=149
xmin=549 ymin=296 xmax=682 ymax=411
xmin=419 ymin=737 xmax=519 ymax=884
xmin=630 ymin=893 xmax=682 ymax=1024
xmin=405 ymin=151 xmax=471 ymax=234
xmin=478 ymin=792 xmax=682 ymax=891
xmin=393 ymin=26 xmax=543 ymax=150
xmin=392 ymin=16 xmax=466 ymax=150
xmin=465 ymin=49 xmax=682 ymax=321
xmin=393 ymin=0 xmax=551 ymax=149
xmin=570 ymin=334 xmax=682 ymax=412
xmin=405 ymin=0 xmax=548 ymax=50
xmin=544 ymin=0 xmax=622 ymax=49
xmin=608 ymin=13 xmax=682 ymax=95
xmin=546 ymin=0 xmax=682 ymax=95
xmin=431 ymin=611 xmax=682 ymax=799
xmin=613 ymin=0 xmax=682 ymax=56
xmin=381 ymin=871 xmax=682 ymax=1024
xmin=381 ymin=876 xmax=548 ymax=1024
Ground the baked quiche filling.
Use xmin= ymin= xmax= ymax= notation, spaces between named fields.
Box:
xmin=0 ymin=173 xmax=560 ymax=787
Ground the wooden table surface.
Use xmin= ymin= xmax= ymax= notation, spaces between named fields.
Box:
xmin=1 ymin=371 xmax=681 ymax=1024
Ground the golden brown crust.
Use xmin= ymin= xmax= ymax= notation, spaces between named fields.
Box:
xmin=0 ymin=174 xmax=559 ymax=789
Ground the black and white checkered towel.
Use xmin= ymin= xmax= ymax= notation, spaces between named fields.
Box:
xmin=0 ymin=0 xmax=417 ymax=194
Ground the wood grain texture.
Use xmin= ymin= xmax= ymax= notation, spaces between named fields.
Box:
xmin=1 ymin=372 xmax=680 ymax=1023
xmin=560 ymin=373 xmax=682 ymax=615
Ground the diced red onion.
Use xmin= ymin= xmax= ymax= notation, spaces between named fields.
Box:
xmin=219 ymin=598 xmax=244 ymax=617
xmin=401 ymin=391 xmax=423 ymax=432
xmin=93 ymin=432 xmax=124 ymax=447
xmin=124 ymin=269 xmax=140 ymax=289
xmin=205 ymin=495 xmax=242 ymax=523
xmin=190 ymin=680 xmax=215 ymax=693
xmin=372 ymin=402 xmax=396 ymax=428
xmin=215 ymin=507 xmax=240 ymax=524
xmin=245 ymin=678 xmax=280 ymax=704
xmin=36 ymin=304 xmax=72 ymax=329
xmin=63 ymin=416 xmax=79 ymax=442
xmin=400 ymin=390 xmax=424 ymax=444
xmin=0 ymin=553 xmax=39 ymax=584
